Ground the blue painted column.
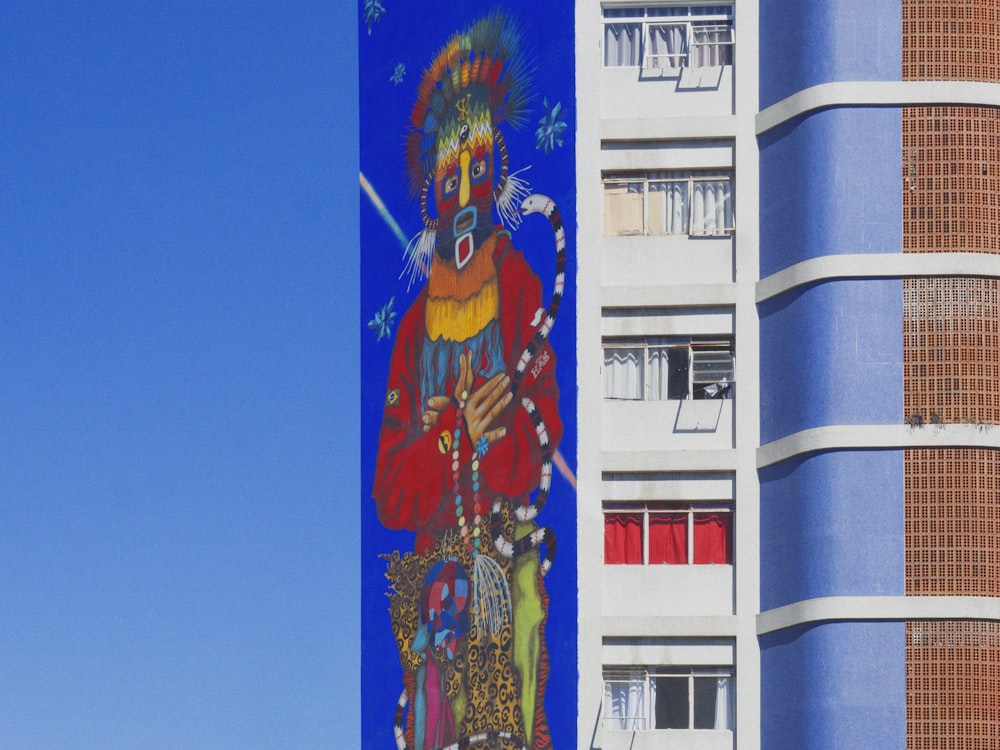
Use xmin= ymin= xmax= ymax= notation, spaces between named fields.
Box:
xmin=758 ymin=1 xmax=906 ymax=747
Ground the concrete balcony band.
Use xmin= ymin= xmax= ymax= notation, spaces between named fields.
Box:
xmin=758 ymin=595 xmax=1000 ymax=636
xmin=756 ymin=253 xmax=1000 ymax=303
xmin=757 ymin=423 xmax=1000 ymax=469
xmin=756 ymin=80 xmax=1000 ymax=134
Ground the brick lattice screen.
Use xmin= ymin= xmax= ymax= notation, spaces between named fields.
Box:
xmin=903 ymin=0 xmax=1000 ymax=82
xmin=903 ymin=278 xmax=1000 ymax=424
xmin=905 ymin=448 xmax=1000 ymax=596
xmin=903 ymin=107 xmax=1000 ymax=254
xmin=903 ymin=3 xmax=1000 ymax=747
xmin=907 ymin=621 xmax=1000 ymax=748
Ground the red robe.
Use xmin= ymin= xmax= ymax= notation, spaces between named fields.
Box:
xmin=374 ymin=232 xmax=562 ymax=554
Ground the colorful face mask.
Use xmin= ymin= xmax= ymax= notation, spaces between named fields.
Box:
xmin=433 ymin=92 xmax=495 ymax=269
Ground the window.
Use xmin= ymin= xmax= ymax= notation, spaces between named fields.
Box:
xmin=604 ymin=502 xmax=733 ymax=565
xmin=603 ymin=667 xmax=735 ymax=730
xmin=604 ymin=170 xmax=734 ymax=236
xmin=603 ymin=5 xmax=734 ymax=69
xmin=603 ymin=337 xmax=734 ymax=400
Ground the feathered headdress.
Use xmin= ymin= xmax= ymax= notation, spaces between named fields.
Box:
xmin=401 ymin=12 xmax=533 ymax=288
xmin=406 ymin=11 xmax=531 ymax=193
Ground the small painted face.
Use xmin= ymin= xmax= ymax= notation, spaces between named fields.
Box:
xmin=433 ymin=102 xmax=494 ymax=269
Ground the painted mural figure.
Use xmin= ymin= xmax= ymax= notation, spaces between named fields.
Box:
xmin=373 ymin=13 xmax=565 ymax=750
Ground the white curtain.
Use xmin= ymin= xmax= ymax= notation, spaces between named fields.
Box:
xmin=604 ymin=674 xmax=648 ymax=730
xmin=690 ymin=25 xmax=732 ymax=67
xmin=604 ymin=348 xmax=643 ymax=400
xmin=714 ymin=676 xmax=734 ymax=730
xmin=691 ymin=179 xmax=732 ymax=234
xmin=604 ymin=23 xmax=641 ymax=67
xmin=649 ymin=181 xmax=688 ymax=235
xmin=646 ymin=347 xmax=670 ymax=400
xmin=647 ymin=23 xmax=686 ymax=69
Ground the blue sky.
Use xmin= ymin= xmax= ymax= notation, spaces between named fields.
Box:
xmin=1 ymin=3 xmax=358 ymax=746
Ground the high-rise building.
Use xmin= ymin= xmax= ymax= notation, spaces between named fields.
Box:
xmin=577 ymin=1 xmax=999 ymax=749
xmin=577 ymin=4 xmax=755 ymax=748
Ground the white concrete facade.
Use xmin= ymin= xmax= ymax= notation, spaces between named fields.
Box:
xmin=576 ymin=1 xmax=760 ymax=748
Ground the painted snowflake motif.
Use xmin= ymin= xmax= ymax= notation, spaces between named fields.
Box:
xmin=390 ymin=63 xmax=406 ymax=86
xmin=368 ymin=296 xmax=397 ymax=341
xmin=535 ymin=98 xmax=567 ymax=154
xmin=363 ymin=0 xmax=385 ymax=36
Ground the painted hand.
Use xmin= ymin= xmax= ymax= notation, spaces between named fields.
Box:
xmin=421 ymin=395 xmax=450 ymax=432
xmin=456 ymin=351 xmax=511 ymax=446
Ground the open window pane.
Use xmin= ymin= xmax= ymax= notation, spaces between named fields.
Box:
xmin=646 ymin=23 xmax=687 ymax=69
xmin=604 ymin=674 xmax=648 ymax=730
xmin=648 ymin=513 xmax=687 ymax=564
xmin=603 ymin=6 xmax=733 ymax=69
xmin=653 ymin=676 xmax=689 ymax=729
xmin=603 ymin=337 xmax=733 ymax=401
xmin=692 ymin=349 xmax=734 ymax=399
xmin=605 ymin=513 xmax=643 ymax=564
xmin=691 ymin=23 xmax=733 ymax=65
xmin=692 ymin=350 xmax=734 ymax=380
xmin=667 ymin=347 xmax=691 ymax=399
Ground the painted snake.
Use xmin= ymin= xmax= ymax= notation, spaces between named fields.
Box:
xmin=489 ymin=193 xmax=566 ymax=577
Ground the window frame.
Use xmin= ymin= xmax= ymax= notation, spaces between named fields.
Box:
xmin=602 ymin=336 xmax=735 ymax=401
xmin=602 ymin=5 xmax=734 ymax=70
xmin=603 ymin=500 xmax=734 ymax=565
xmin=691 ymin=344 xmax=736 ymax=399
xmin=602 ymin=665 xmax=735 ymax=731
xmin=602 ymin=170 xmax=735 ymax=237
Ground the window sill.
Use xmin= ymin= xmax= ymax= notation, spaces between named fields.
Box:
xmin=599 ymin=726 xmax=735 ymax=750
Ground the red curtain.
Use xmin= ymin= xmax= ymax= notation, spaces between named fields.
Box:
xmin=605 ymin=513 xmax=643 ymax=564
xmin=693 ymin=512 xmax=731 ymax=564
xmin=648 ymin=514 xmax=687 ymax=564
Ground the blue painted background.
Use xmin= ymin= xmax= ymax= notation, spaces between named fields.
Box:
xmin=359 ymin=2 xmax=577 ymax=747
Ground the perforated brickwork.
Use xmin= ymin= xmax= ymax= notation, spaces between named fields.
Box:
xmin=907 ymin=621 xmax=1000 ymax=748
xmin=903 ymin=278 xmax=1000 ymax=424
xmin=903 ymin=0 xmax=1000 ymax=82
xmin=902 ymin=4 xmax=1000 ymax=748
xmin=905 ymin=448 xmax=1000 ymax=596
xmin=902 ymin=107 xmax=1000 ymax=253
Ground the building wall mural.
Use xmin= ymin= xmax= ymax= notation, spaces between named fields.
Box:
xmin=359 ymin=3 xmax=576 ymax=748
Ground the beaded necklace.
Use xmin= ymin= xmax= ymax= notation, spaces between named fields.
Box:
xmin=452 ymin=389 xmax=483 ymax=559
xmin=451 ymin=389 xmax=513 ymax=635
